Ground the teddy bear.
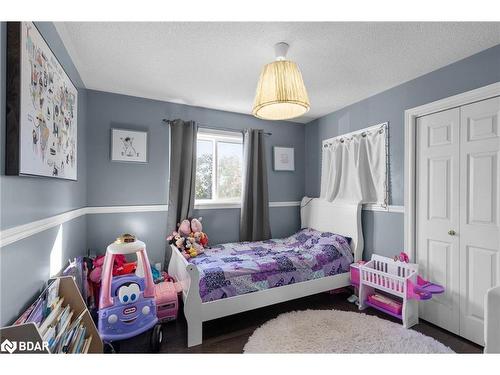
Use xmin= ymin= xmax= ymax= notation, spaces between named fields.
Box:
xmin=194 ymin=231 xmax=208 ymax=247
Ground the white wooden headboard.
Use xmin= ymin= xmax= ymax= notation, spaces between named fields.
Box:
xmin=300 ymin=197 xmax=364 ymax=261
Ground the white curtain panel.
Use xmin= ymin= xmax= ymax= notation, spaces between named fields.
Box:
xmin=320 ymin=127 xmax=387 ymax=206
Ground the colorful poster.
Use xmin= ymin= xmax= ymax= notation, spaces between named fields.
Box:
xmin=19 ymin=22 xmax=78 ymax=180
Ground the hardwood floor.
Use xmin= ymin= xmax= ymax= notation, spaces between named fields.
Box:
xmin=117 ymin=290 xmax=483 ymax=354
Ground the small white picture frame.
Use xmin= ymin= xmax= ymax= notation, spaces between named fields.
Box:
xmin=111 ymin=128 xmax=148 ymax=163
xmin=273 ymin=146 xmax=295 ymax=171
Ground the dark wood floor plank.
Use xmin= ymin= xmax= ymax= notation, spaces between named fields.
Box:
xmin=117 ymin=290 xmax=483 ymax=354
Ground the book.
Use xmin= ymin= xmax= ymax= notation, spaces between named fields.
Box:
xmin=76 ymin=327 xmax=87 ymax=353
xmin=38 ymin=297 xmax=64 ymax=335
xmin=46 ymin=279 xmax=60 ymax=309
xmin=14 ymin=301 xmax=37 ymax=325
xmin=60 ymin=309 xmax=85 ymax=353
xmin=70 ymin=325 xmax=86 ymax=354
xmin=82 ymin=335 xmax=93 ymax=354
xmin=25 ymin=295 xmax=46 ymax=325
xmin=52 ymin=310 xmax=74 ymax=351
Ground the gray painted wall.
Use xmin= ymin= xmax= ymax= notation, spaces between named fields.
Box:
xmin=0 ymin=22 xmax=88 ymax=325
xmin=86 ymin=89 xmax=305 ymax=206
xmin=0 ymin=217 xmax=87 ymax=326
xmin=85 ymin=90 xmax=305 ymax=262
xmin=86 ymin=206 xmax=301 ymax=265
xmin=305 ymin=43 xmax=500 ymax=258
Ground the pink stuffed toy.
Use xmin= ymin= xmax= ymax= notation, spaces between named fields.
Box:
xmin=178 ymin=219 xmax=192 ymax=236
xmin=393 ymin=252 xmax=410 ymax=263
xmin=89 ymin=254 xmax=127 ymax=283
xmin=191 ymin=218 xmax=203 ymax=233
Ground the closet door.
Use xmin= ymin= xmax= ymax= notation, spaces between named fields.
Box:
xmin=416 ymin=108 xmax=461 ymax=335
xmin=459 ymin=96 xmax=500 ymax=345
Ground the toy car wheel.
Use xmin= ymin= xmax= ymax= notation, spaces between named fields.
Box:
xmin=103 ymin=341 xmax=119 ymax=354
xmin=150 ymin=324 xmax=163 ymax=352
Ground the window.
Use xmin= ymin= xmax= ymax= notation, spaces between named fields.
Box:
xmin=195 ymin=129 xmax=243 ymax=205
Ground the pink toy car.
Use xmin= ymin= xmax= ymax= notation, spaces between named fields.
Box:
xmin=154 ymin=280 xmax=180 ymax=322
xmin=98 ymin=234 xmax=164 ymax=352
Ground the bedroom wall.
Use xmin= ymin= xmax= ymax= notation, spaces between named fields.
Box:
xmin=85 ymin=89 xmax=305 ymax=264
xmin=305 ymin=43 xmax=500 ymax=259
xmin=0 ymin=22 xmax=88 ymax=326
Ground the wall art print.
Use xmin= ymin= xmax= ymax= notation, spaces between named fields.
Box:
xmin=111 ymin=128 xmax=148 ymax=163
xmin=6 ymin=22 xmax=78 ymax=180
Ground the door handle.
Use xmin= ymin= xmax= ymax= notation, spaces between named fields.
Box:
xmin=448 ymin=229 xmax=456 ymax=236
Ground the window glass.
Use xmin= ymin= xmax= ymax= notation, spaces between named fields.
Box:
xmin=217 ymin=141 xmax=242 ymax=200
xmin=194 ymin=130 xmax=243 ymax=203
xmin=195 ymin=139 xmax=213 ymax=200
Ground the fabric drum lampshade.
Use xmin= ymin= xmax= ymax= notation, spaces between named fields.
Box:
xmin=252 ymin=60 xmax=310 ymax=121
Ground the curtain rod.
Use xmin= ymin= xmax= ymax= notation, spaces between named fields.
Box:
xmin=162 ymin=119 xmax=272 ymax=136
xmin=322 ymin=122 xmax=388 ymax=148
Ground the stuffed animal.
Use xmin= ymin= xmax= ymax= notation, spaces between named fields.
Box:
xmin=191 ymin=218 xmax=203 ymax=233
xmin=89 ymin=254 xmax=128 ymax=283
xmin=393 ymin=252 xmax=410 ymax=263
xmin=194 ymin=231 xmax=208 ymax=247
xmin=174 ymin=235 xmax=185 ymax=250
xmin=167 ymin=217 xmax=209 ymax=259
xmin=178 ymin=219 xmax=192 ymax=236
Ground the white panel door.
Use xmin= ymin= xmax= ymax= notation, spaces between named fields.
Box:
xmin=416 ymin=108 xmax=461 ymax=335
xmin=459 ymin=96 xmax=500 ymax=345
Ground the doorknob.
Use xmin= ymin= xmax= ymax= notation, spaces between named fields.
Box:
xmin=448 ymin=229 xmax=456 ymax=236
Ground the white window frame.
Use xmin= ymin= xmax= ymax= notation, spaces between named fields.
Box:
xmin=195 ymin=128 xmax=243 ymax=209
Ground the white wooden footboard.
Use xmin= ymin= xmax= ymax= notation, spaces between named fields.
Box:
xmin=167 ymin=245 xmax=203 ymax=347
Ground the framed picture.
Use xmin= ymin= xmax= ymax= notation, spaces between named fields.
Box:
xmin=111 ymin=128 xmax=148 ymax=163
xmin=5 ymin=22 xmax=78 ymax=180
xmin=273 ymin=146 xmax=295 ymax=171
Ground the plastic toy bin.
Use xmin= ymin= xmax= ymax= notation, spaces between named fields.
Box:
xmin=154 ymin=281 xmax=179 ymax=322
xmin=350 ymin=261 xmax=365 ymax=287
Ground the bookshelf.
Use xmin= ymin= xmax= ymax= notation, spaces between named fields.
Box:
xmin=0 ymin=276 xmax=103 ymax=354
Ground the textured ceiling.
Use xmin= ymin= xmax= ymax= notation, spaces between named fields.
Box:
xmin=55 ymin=22 xmax=500 ymax=123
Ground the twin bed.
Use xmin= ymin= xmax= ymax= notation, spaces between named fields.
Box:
xmin=168 ymin=197 xmax=363 ymax=347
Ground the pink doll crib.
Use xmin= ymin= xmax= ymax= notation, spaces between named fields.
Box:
xmin=353 ymin=254 xmax=443 ymax=328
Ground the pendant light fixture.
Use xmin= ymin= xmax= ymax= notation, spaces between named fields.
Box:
xmin=252 ymin=42 xmax=310 ymax=121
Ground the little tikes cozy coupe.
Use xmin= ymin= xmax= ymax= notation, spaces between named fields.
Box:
xmin=98 ymin=234 xmax=163 ymax=352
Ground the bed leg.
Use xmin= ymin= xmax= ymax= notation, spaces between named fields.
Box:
xmin=187 ymin=317 xmax=203 ymax=347
xmin=184 ymin=264 xmax=203 ymax=347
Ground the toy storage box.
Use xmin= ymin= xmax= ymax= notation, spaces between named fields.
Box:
xmin=154 ymin=281 xmax=179 ymax=322
xmin=350 ymin=260 xmax=365 ymax=287
xmin=0 ymin=276 xmax=103 ymax=353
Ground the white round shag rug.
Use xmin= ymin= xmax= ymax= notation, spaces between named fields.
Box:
xmin=243 ymin=309 xmax=454 ymax=353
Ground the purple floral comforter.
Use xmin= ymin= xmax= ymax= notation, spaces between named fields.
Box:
xmin=188 ymin=228 xmax=354 ymax=302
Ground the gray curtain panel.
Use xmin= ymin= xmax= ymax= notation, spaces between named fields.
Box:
xmin=240 ymin=129 xmax=272 ymax=241
xmin=164 ymin=119 xmax=198 ymax=268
